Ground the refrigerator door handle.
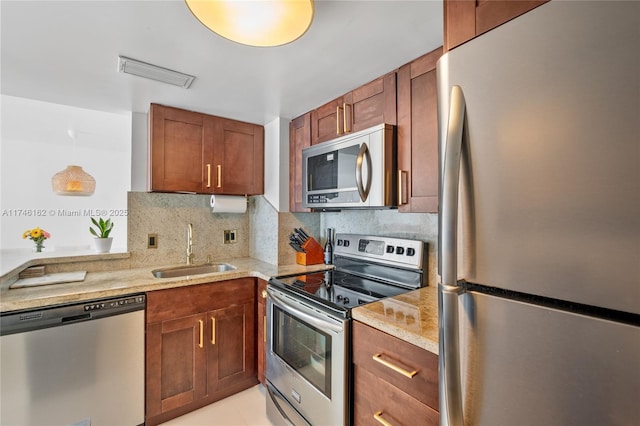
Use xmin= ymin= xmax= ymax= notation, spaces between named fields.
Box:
xmin=439 ymin=85 xmax=466 ymax=426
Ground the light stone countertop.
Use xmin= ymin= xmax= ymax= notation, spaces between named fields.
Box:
xmin=352 ymin=284 xmax=439 ymax=355
xmin=1 ymin=249 xmax=437 ymax=355
xmin=0 ymin=256 xmax=329 ymax=313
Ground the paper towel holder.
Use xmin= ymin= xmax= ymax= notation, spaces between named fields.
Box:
xmin=209 ymin=194 xmax=248 ymax=214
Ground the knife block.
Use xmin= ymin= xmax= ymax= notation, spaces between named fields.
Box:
xmin=296 ymin=237 xmax=325 ymax=266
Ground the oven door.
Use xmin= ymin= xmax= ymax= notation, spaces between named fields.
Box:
xmin=266 ymin=286 xmax=349 ymax=426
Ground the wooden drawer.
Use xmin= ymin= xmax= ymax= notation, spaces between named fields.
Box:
xmin=352 ymin=321 xmax=438 ymax=410
xmin=146 ymin=278 xmax=255 ymax=323
xmin=354 ymin=365 xmax=439 ymax=426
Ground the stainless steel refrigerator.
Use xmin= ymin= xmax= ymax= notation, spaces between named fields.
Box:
xmin=437 ymin=1 xmax=639 ymax=425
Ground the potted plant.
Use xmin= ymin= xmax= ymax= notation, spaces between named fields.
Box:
xmin=90 ymin=217 xmax=114 ymax=253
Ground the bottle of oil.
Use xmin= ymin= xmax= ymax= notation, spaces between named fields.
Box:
xmin=324 ymin=228 xmax=334 ymax=265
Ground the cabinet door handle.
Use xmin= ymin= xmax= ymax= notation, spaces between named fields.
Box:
xmin=198 ymin=319 xmax=204 ymax=348
xmin=336 ymin=105 xmax=342 ymax=135
xmin=211 ymin=316 xmax=216 ymax=345
xmin=263 ymin=316 xmax=267 ymax=343
xmin=261 ymin=289 xmax=267 ymax=299
xmin=343 ymin=103 xmax=350 ymax=133
xmin=206 ymin=163 xmax=211 ymax=188
xmin=373 ymin=411 xmax=394 ymax=426
xmin=398 ymin=170 xmax=408 ymax=206
xmin=216 ymin=165 xmax=222 ymax=188
xmin=372 ymin=353 xmax=418 ymax=378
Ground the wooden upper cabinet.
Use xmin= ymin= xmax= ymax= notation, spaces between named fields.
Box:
xmin=205 ymin=117 xmax=264 ymax=195
xmin=310 ymin=72 xmax=397 ymax=145
xmin=345 ymin=72 xmax=397 ymax=133
xmin=149 ymin=104 xmax=208 ymax=193
xmin=289 ymin=113 xmax=312 ymax=212
xmin=444 ymin=0 xmax=549 ymax=51
xmin=310 ymin=97 xmax=345 ymax=145
xmin=149 ymin=103 xmax=264 ymax=195
xmin=397 ymin=47 xmax=442 ymax=213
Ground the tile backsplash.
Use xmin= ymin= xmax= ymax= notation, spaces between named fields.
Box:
xmin=128 ymin=192 xmax=438 ymax=286
xmin=128 ymin=192 xmax=249 ymax=268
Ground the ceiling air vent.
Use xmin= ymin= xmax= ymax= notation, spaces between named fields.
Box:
xmin=117 ymin=56 xmax=195 ymax=89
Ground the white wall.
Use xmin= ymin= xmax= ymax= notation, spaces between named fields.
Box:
xmin=0 ymin=95 xmax=131 ymax=251
xmin=264 ymin=117 xmax=290 ymax=212
xmin=130 ymin=111 xmax=148 ymax=192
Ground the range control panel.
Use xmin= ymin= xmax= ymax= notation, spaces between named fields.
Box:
xmin=334 ymin=233 xmax=425 ymax=270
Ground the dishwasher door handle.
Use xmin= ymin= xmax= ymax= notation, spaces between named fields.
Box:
xmin=61 ymin=313 xmax=92 ymax=324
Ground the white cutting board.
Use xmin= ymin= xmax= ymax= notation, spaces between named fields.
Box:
xmin=10 ymin=271 xmax=87 ymax=289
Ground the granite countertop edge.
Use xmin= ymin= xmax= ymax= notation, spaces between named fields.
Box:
xmin=0 ymin=257 xmax=329 ymax=313
xmin=352 ymin=285 xmax=439 ymax=355
xmin=1 ymin=254 xmax=438 ymax=354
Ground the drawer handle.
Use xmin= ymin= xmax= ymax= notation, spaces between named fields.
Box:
xmin=198 ymin=319 xmax=204 ymax=348
xmin=374 ymin=411 xmax=394 ymax=426
xmin=211 ymin=316 xmax=216 ymax=345
xmin=216 ymin=165 xmax=222 ymax=188
xmin=372 ymin=353 xmax=418 ymax=378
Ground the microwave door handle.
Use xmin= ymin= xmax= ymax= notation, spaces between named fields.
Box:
xmin=355 ymin=143 xmax=372 ymax=202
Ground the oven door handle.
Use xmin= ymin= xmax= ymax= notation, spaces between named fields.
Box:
xmin=267 ymin=289 xmax=344 ymax=334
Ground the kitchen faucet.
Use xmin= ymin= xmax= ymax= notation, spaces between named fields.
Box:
xmin=186 ymin=223 xmax=194 ymax=265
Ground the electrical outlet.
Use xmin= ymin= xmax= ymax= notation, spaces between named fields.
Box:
xmin=148 ymin=233 xmax=158 ymax=248
xmin=224 ymin=229 xmax=237 ymax=244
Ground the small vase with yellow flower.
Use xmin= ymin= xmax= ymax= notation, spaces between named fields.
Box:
xmin=23 ymin=227 xmax=51 ymax=252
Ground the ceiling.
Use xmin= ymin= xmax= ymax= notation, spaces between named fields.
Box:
xmin=1 ymin=0 xmax=443 ymax=125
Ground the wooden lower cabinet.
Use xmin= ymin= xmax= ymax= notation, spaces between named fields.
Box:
xmin=145 ymin=279 xmax=257 ymax=425
xmin=256 ymin=279 xmax=268 ymax=385
xmin=353 ymin=321 xmax=439 ymax=426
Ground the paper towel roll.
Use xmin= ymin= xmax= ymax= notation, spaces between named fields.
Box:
xmin=210 ymin=195 xmax=247 ymax=213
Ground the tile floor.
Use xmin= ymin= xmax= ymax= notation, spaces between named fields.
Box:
xmin=163 ymin=385 xmax=273 ymax=426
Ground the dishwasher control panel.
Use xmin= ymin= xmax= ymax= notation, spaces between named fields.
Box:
xmin=84 ymin=295 xmax=145 ymax=312
xmin=1 ymin=293 xmax=146 ymax=336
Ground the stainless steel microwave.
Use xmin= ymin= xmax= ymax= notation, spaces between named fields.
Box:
xmin=302 ymin=124 xmax=396 ymax=209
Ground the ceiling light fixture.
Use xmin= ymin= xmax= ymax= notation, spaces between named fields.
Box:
xmin=52 ymin=165 xmax=96 ymax=196
xmin=51 ymin=130 xmax=96 ymax=196
xmin=117 ymin=56 xmax=195 ymax=88
xmin=185 ymin=0 xmax=314 ymax=47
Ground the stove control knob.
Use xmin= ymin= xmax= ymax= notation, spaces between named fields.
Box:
xmin=386 ymin=245 xmax=395 ymax=253
xmin=336 ymin=295 xmax=343 ymax=301
xmin=396 ymin=246 xmax=405 ymax=255
xmin=406 ymin=248 xmax=416 ymax=256
xmin=344 ymin=240 xmax=350 ymax=247
xmin=342 ymin=297 xmax=350 ymax=304
xmin=337 ymin=239 xmax=343 ymax=246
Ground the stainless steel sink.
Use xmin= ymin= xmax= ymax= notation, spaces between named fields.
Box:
xmin=152 ymin=263 xmax=236 ymax=278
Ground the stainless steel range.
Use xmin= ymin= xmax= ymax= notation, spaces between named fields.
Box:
xmin=266 ymin=233 xmax=427 ymax=426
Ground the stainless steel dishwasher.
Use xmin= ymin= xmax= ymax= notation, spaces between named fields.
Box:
xmin=0 ymin=294 xmax=145 ymax=426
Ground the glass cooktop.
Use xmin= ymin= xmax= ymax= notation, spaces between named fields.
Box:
xmin=269 ymin=269 xmax=410 ymax=311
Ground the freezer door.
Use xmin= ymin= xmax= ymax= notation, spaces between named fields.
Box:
xmin=459 ymin=291 xmax=640 ymax=426
xmin=437 ymin=1 xmax=640 ymax=314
